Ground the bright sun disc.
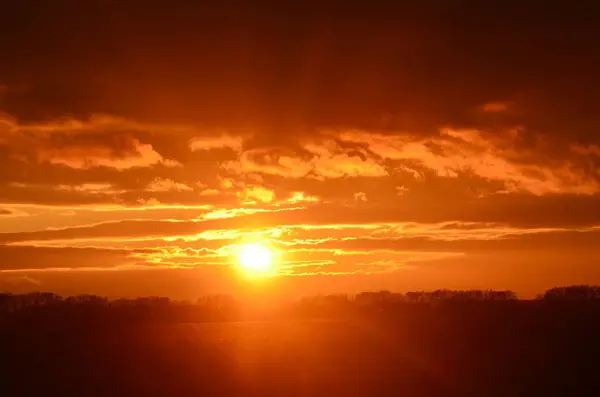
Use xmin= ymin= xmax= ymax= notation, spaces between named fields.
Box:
xmin=237 ymin=243 xmax=275 ymax=275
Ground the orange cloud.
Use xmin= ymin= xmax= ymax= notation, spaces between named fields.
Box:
xmin=481 ymin=101 xmax=509 ymax=113
xmin=201 ymin=207 xmax=299 ymax=221
xmin=0 ymin=114 xmax=182 ymax=170
xmin=303 ymin=139 xmax=388 ymax=179
xmin=146 ymin=178 xmax=193 ymax=192
xmin=337 ymin=128 xmax=600 ymax=195
xmin=55 ymin=183 xmax=124 ymax=194
xmin=223 ymin=139 xmax=388 ymax=179
xmin=354 ymin=192 xmax=368 ymax=202
xmin=188 ymin=133 xmax=244 ymax=152
xmin=282 ymin=191 xmax=319 ymax=204
xmin=237 ymin=186 xmax=276 ymax=204
xmin=223 ymin=150 xmax=312 ymax=178
xmin=396 ymin=186 xmax=409 ymax=195
xmin=279 ymin=250 xmax=462 ymax=276
xmin=199 ymin=188 xmax=221 ymax=196
xmin=39 ymin=139 xmax=178 ymax=170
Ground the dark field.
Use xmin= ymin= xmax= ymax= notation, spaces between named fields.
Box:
xmin=2 ymin=288 xmax=600 ymax=396
xmin=1 ymin=313 xmax=599 ymax=397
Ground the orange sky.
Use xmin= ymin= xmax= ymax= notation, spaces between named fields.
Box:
xmin=0 ymin=2 xmax=599 ymax=298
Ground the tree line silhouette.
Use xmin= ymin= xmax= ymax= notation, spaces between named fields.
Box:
xmin=1 ymin=285 xmax=600 ymax=324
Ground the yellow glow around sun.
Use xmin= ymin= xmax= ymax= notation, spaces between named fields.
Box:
xmin=237 ymin=243 xmax=276 ymax=276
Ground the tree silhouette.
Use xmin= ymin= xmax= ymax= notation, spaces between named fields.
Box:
xmin=542 ymin=285 xmax=600 ymax=301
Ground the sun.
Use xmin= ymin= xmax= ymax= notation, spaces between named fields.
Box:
xmin=237 ymin=243 xmax=276 ymax=276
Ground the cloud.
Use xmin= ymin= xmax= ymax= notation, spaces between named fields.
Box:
xmin=189 ymin=133 xmax=244 ymax=152
xmin=223 ymin=139 xmax=388 ymax=180
xmin=572 ymin=144 xmax=600 ymax=158
xmin=2 ymin=182 xmax=128 ymax=206
xmin=337 ymin=128 xmax=600 ymax=195
xmin=0 ymin=114 xmax=182 ymax=170
xmin=5 ymin=208 xmax=597 ymax=277
xmin=0 ymin=246 xmax=145 ymax=271
xmin=201 ymin=206 xmax=301 ymax=221
xmin=238 ymin=186 xmax=275 ymax=203
xmin=354 ymin=192 xmax=368 ymax=202
xmin=282 ymin=192 xmax=319 ymax=204
xmin=397 ymin=165 xmax=424 ymax=180
xmin=199 ymin=188 xmax=220 ymax=196
xmin=4 ymin=202 xmax=597 ymax=249
xmin=279 ymin=250 xmax=463 ymax=276
xmin=223 ymin=149 xmax=313 ymax=178
xmin=146 ymin=178 xmax=193 ymax=192
xmin=55 ymin=183 xmax=124 ymax=194
xmin=396 ymin=186 xmax=409 ymax=196
xmin=302 ymin=139 xmax=388 ymax=179
xmin=481 ymin=102 xmax=510 ymax=113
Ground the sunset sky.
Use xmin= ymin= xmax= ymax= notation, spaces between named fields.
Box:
xmin=0 ymin=2 xmax=599 ymax=299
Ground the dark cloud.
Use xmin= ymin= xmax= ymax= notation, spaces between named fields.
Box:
xmin=0 ymin=2 xmax=598 ymax=133
xmin=0 ymin=246 xmax=149 ymax=271
xmin=0 ymin=115 xmax=180 ymax=170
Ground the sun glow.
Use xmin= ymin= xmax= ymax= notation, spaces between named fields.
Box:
xmin=237 ymin=243 xmax=276 ymax=276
